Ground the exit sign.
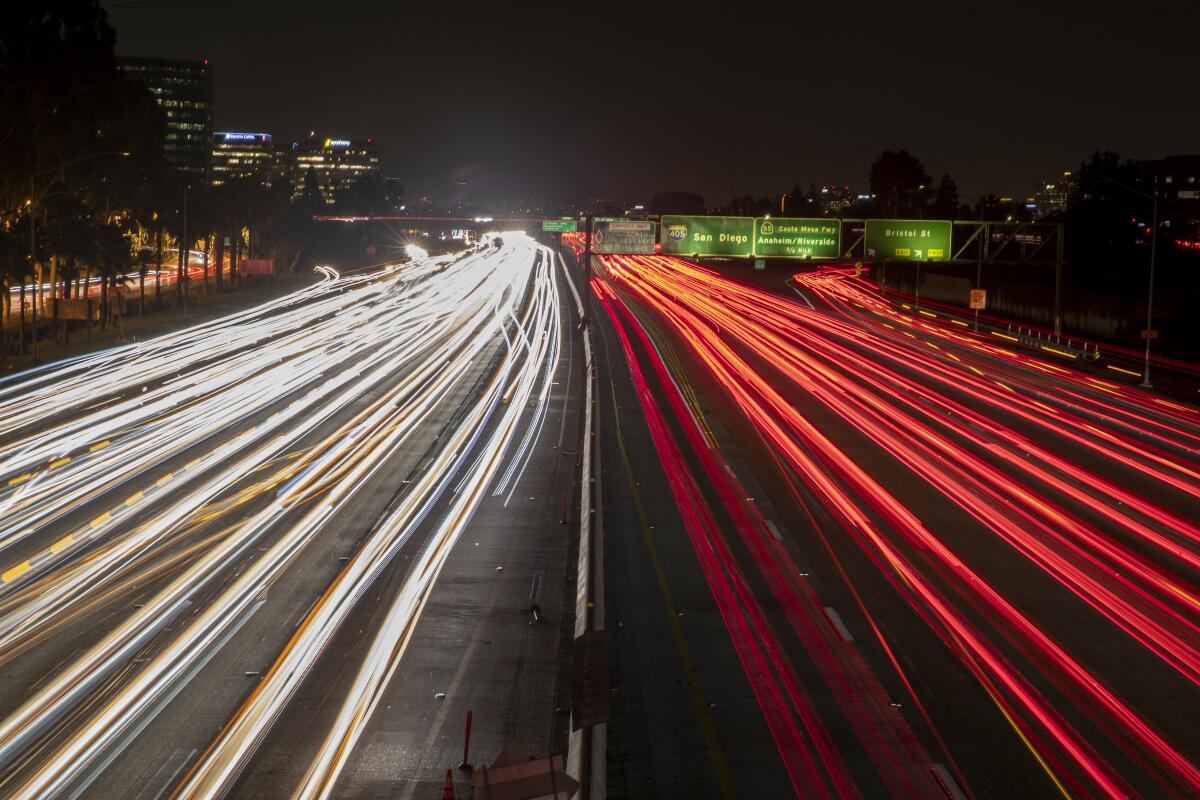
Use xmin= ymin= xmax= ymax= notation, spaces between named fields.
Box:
xmin=542 ymin=219 xmax=578 ymax=233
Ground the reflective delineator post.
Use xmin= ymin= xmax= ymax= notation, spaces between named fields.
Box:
xmin=458 ymin=709 xmax=473 ymax=770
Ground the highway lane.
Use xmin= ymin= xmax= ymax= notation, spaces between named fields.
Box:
xmin=582 ymin=246 xmax=1200 ymax=799
xmin=0 ymin=233 xmax=578 ymax=797
xmin=226 ymin=248 xmax=583 ymax=799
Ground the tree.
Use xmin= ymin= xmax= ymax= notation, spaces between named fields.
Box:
xmin=975 ymin=193 xmax=1003 ymax=220
xmin=869 ymin=150 xmax=931 ymax=218
xmin=0 ymin=2 xmax=155 ymax=209
xmin=1069 ymin=151 xmax=1147 ymax=287
xmin=298 ymin=168 xmax=324 ymax=216
xmin=932 ymin=174 xmax=960 ymax=219
xmin=0 ymin=225 xmax=24 ymax=350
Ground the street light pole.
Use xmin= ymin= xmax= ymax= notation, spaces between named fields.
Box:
xmin=29 ymin=175 xmax=37 ymax=360
xmin=1141 ymin=190 xmax=1157 ymax=388
xmin=181 ymin=184 xmax=190 ymax=314
xmin=1077 ymin=169 xmax=1158 ymax=388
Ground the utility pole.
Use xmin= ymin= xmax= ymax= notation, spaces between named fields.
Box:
xmin=1076 ymin=169 xmax=1158 ymax=388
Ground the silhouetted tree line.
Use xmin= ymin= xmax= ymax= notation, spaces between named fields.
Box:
xmin=0 ymin=1 xmax=333 ymax=353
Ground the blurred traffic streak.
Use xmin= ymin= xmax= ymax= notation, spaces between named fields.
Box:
xmin=0 ymin=234 xmax=563 ymax=797
xmin=592 ymin=251 xmax=1200 ymax=798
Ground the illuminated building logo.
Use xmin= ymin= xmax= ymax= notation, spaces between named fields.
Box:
xmin=668 ymin=225 xmax=688 ymax=242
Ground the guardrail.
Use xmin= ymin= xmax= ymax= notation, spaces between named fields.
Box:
xmin=558 ymin=248 xmax=605 ymax=800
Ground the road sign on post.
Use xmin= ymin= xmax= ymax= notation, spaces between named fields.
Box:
xmin=864 ymin=219 xmax=952 ymax=261
xmin=660 ymin=215 xmax=754 ymax=257
xmin=1141 ymin=329 xmax=1158 ymax=340
xmin=593 ymin=219 xmax=656 ymax=254
xmin=969 ymin=288 xmax=987 ymax=310
xmin=752 ymin=217 xmax=840 ymax=258
xmin=542 ymin=219 xmax=578 ymax=233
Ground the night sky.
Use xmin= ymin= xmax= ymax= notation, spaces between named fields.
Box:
xmin=105 ymin=0 xmax=1200 ymax=206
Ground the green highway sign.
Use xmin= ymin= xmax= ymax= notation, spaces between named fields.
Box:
xmin=864 ymin=219 xmax=952 ymax=261
xmin=542 ymin=219 xmax=578 ymax=233
xmin=753 ymin=217 xmax=840 ymax=258
xmin=593 ymin=219 xmax=656 ymax=254
xmin=661 ymin=215 xmax=754 ymax=257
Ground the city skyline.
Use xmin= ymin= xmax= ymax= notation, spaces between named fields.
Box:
xmin=103 ymin=0 xmax=1200 ymax=206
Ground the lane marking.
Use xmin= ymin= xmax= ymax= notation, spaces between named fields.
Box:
xmin=2 ymin=561 xmax=31 ymax=582
xmin=91 ymin=511 xmax=112 ymax=529
xmin=600 ymin=321 xmax=737 ymax=800
xmin=824 ymin=607 xmax=855 ymax=643
xmin=89 ymin=440 xmax=111 ymax=452
xmin=49 ymin=457 xmax=71 ymax=469
xmin=7 ymin=473 xmax=32 ymax=486
xmin=50 ymin=535 xmax=73 ymax=554
xmin=1040 ymin=346 xmax=1077 ymax=359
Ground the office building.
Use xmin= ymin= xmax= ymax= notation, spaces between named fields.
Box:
xmin=1144 ymin=155 xmax=1200 ymax=243
xmin=291 ymin=135 xmax=381 ymax=205
xmin=119 ymin=57 xmax=213 ymax=184
xmin=1032 ymin=171 xmax=1075 ymax=220
xmin=1145 ymin=155 xmax=1200 ymax=205
xmin=211 ymin=132 xmax=287 ymax=188
xmin=816 ymin=185 xmax=854 ymax=217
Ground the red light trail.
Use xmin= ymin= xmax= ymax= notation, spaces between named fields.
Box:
xmin=590 ymin=249 xmax=1200 ymax=798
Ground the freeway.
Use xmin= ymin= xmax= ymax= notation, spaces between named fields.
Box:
xmin=581 ymin=245 xmax=1200 ymax=798
xmin=0 ymin=232 xmax=580 ymax=797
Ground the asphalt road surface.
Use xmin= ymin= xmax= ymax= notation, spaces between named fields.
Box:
xmin=579 ymin=244 xmax=1200 ymax=800
xmin=0 ymin=233 xmax=582 ymax=798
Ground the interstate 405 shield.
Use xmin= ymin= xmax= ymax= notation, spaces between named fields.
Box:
xmin=660 ymin=216 xmax=754 ymax=257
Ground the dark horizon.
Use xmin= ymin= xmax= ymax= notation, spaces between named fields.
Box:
xmin=105 ymin=0 xmax=1200 ymax=207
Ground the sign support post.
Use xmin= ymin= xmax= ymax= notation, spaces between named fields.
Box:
xmin=975 ymin=224 xmax=985 ymax=331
